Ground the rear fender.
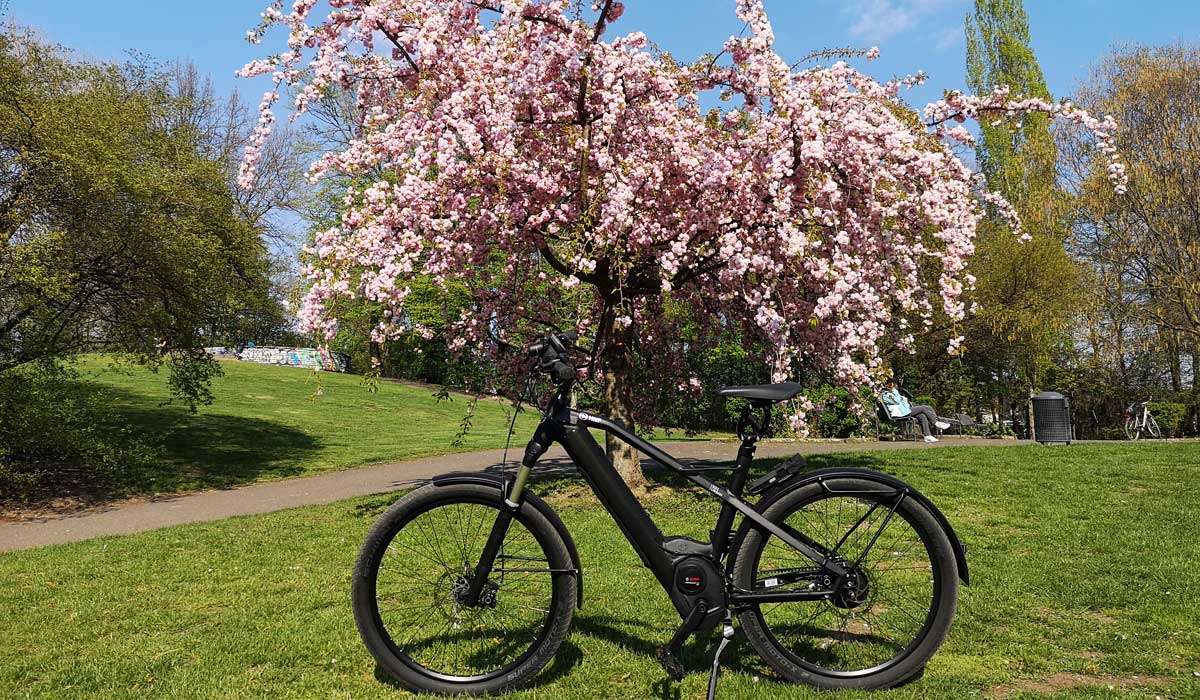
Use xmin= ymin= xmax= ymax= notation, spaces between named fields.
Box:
xmin=730 ymin=467 xmax=969 ymax=585
xmin=429 ymin=471 xmax=584 ymax=606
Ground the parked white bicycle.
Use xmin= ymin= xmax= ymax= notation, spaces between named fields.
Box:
xmin=1124 ymin=400 xmax=1162 ymax=440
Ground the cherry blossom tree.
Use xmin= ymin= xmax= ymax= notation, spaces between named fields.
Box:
xmin=239 ymin=0 xmax=1125 ymax=485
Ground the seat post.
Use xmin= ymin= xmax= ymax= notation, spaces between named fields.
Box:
xmin=711 ymin=402 xmax=766 ymax=561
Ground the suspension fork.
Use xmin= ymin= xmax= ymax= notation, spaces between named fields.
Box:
xmin=463 ymin=419 xmax=553 ymax=606
xmin=462 ymin=465 xmax=528 ymax=606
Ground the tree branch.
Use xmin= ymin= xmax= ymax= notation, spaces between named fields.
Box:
xmin=379 ymin=27 xmax=420 ymax=76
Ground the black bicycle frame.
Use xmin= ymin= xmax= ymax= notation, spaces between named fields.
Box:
xmin=465 ymin=383 xmax=849 ymax=615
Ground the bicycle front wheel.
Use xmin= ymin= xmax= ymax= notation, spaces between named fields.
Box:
xmin=733 ymin=478 xmax=958 ymax=689
xmin=352 ymin=483 xmax=575 ymax=695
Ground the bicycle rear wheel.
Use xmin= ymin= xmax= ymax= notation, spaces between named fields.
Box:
xmin=733 ymin=478 xmax=958 ymax=689
xmin=1125 ymin=417 xmax=1140 ymax=440
xmin=352 ymin=483 xmax=575 ymax=695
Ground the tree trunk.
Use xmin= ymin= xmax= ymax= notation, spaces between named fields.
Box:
xmin=602 ymin=320 xmax=645 ymax=489
xmin=1026 ymin=385 xmax=1036 ymax=441
xmin=369 ymin=338 xmax=383 ymax=373
xmin=368 ymin=311 xmax=383 ymax=375
xmin=1168 ymin=332 xmax=1182 ymax=392
xmin=1192 ymin=350 xmax=1199 ymax=437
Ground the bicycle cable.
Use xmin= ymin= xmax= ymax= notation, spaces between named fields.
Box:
xmin=499 ymin=368 xmax=536 ymax=472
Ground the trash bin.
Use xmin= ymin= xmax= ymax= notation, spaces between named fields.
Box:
xmin=1032 ymin=391 xmax=1072 ymax=445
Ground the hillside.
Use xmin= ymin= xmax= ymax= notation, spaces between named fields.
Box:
xmin=76 ymin=357 xmax=541 ymax=495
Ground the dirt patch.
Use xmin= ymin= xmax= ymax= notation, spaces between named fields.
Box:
xmin=0 ymin=466 xmax=126 ymax=522
xmin=985 ymin=672 xmax=1172 ymax=699
xmin=541 ymin=480 xmax=687 ymax=507
xmin=542 ymin=483 xmax=601 ymax=507
xmin=0 ymin=491 xmax=159 ymax=524
xmin=1087 ymin=610 xmax=1118 ymax=625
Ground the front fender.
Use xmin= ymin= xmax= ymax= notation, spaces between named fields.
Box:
xmin=429 ymin=471 xmax=584 ymax=606
xmin=732 ymin=467 xmax=969 ymax=585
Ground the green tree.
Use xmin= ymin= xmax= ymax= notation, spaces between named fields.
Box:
xmin=0 ymin=29 xmax=276 ymax=404
xmin=963 ymin=0 xmax=1086 ymax=423
xmin=1066 ymin=43 xmax=1200 ymax=431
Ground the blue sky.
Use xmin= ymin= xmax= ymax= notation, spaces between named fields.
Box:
xmin=7 ymin=1 xmax=1199 ymax=113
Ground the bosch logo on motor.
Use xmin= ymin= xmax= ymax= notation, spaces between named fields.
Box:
xmin=676 ymin=562 xmax=706 ymax=594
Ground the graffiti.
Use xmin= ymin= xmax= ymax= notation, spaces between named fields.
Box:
xmin=209 ymin=346 xmax=351 ymax=372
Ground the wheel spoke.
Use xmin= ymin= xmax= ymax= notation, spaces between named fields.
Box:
xmin=747 ymin=489 xmax=944 ymax=676
xmin=369 ymin=498 xmax=560 ymax=681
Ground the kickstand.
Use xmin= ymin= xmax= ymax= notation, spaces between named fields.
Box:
xmin=705 ymin=613 xmax=735 ymax=700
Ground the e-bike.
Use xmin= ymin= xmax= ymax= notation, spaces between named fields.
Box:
xmin=352 ymin=332 xmax=968 ymax=698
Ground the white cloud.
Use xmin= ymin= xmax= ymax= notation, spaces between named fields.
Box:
xmin=845 ymin=0 xmax=959 ymax=44
xmin=934 ymin=24 xmax=963 ymax=53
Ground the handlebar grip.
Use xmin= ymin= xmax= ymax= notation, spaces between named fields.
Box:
xmin=552 ymin=360 xmax=576 ymax=382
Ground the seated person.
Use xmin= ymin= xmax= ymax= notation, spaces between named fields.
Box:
xmin=881 ymin=388 xmax=951 ymax=443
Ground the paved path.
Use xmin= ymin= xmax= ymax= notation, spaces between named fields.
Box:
xmin=0 ymin=437 xmax=1029 ymax=553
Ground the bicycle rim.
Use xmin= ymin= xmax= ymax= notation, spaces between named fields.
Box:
xmin=369 ymin=498 xmax=560 ymax=682
xmin=747 ymin=492 xmax=942 ymax=677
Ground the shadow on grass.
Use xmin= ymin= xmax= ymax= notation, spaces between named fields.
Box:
xmin=574 ymin=613 xmax=769 ymax=682
xmin=370 ymin=639 xmax=584 ymax=690
xmin=94 ymin=385 xmax=322 ymax=494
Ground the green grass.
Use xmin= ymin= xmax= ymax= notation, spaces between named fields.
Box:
xmin=3 ymin=442 xmax=1199 ymax=699
xmin=69 ymin=357 xmax=720 ymax=499
xmin=74 ymin=357 xmax=541 ymax=493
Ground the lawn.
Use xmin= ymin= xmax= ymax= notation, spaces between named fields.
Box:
xmin=70 ymin=356 xmax=543 ymax=495
xmin=67 ymin=357 xmax=719 ymax=500
xmin=2 ymin=442 xmax=1198 ymax=699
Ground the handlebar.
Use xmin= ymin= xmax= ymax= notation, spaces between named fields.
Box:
xmin=526 ymin=331 xmax=578 ymax=383
xmin=526 ymin=331 xmax=577 ymax=358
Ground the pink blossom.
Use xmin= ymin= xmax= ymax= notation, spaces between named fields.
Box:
xmin=239 ymin=0 xmax=1126 ymax=430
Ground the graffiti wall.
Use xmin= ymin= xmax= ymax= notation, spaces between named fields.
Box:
xmin=221 ymin=346 xmax=351 ymax=373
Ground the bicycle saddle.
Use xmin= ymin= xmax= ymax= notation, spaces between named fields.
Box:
xmin=715 ymin=382 xmax=803 ymax=403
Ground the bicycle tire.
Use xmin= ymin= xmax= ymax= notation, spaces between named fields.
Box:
xmin=352 ymin=483 xmax=575 ymax=695
xmin=733 ymin=477 xmax=958 ymax=690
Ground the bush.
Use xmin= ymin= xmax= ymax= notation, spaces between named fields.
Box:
xmin=1147 ymin=401 xmax=1189 ymax=437
xmin=912 ymin=395 xmax=938 ymax=411
xmin=812 ymin=386 xmax=870 ymax=438
xmin=765 ymin=385 xmax=869 ymax=439
xmin=0 ymin=364 xmax=158 ymax=503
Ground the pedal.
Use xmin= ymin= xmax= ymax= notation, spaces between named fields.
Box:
xmin=656 ymin=646 xmax=686 ymax=681
xmin=657 ymin=600 xmax=707 ymax=682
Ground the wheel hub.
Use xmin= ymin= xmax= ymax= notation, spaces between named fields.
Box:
xmin=830 ymin=567 xmax=871 ymax=609
xmin=448 ymin=571 xmax=499 ymax=609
